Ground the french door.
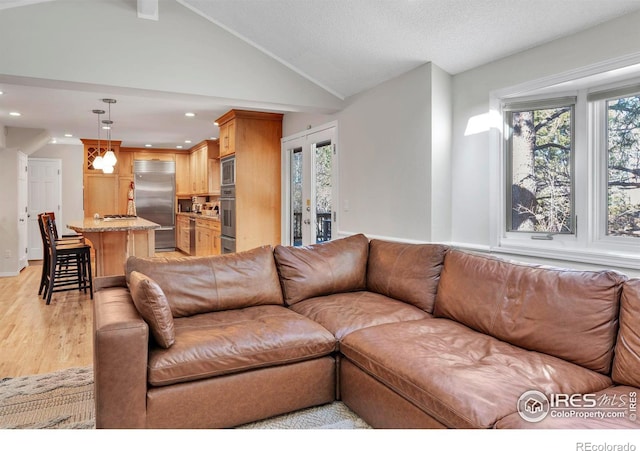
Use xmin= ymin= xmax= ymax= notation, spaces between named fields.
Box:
xmin=282 ymin=124 xmax=337 ymax=246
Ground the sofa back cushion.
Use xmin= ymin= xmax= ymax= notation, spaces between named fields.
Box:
xmin=434 ymin=249 xmax=627 ymax=374
xmin=126 ymin=245 xmax=283 ymax=317
xmin=367 ymin=240 xmax=449 ymax=313
xmin=612 ymin=279 xmax=640 ymax=386
xmin=274 ymin=234 xmax=369 ymax=306
xmin=128 ymin=271 xmax=175 ymax=348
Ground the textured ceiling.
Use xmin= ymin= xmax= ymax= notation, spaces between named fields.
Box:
xmin=3 ymin=0 xmax=640 ymax=149
xmin=182 ymin=0 xmax=640 ymax=99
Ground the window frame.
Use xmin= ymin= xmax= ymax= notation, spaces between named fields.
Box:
xmin=489 ymin=56 xmax=640 ymax=270
xmin=503 ymin=97 xmax=577 ymax=236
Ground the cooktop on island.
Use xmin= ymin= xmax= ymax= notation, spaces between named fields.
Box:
xmin=102 ymin=214 xmax=138 ymax=221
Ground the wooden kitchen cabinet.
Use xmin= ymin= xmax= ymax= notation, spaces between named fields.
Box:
xmin=189 ymin=140 xmax=220 ymax=195
xmin=219 ymin=120 xmax=235 ymax=157
xmin=84 ymin=174 xmax=118 ymax=217
xmin=176 ymin=214 xmax=191 ymax=254
xmin=117 ymin=150 xmax=134 ymax=177
xmin=175 ymin=152 xmax=190 ymax=196
xmin=195 ymin=218 xmax=220 ymax=256
xmin=214 ymin=110 xmax=283 ymax=252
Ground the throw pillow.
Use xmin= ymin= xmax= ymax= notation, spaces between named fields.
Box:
xmin=128 ymin=270 xmax=175 ymax=348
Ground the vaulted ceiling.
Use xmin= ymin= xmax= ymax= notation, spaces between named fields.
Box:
xmin=2 ymin=0 xmax=640 ymax=150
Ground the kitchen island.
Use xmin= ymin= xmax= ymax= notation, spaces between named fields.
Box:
xmin=67 ymin=217 xmax=160 ymax=277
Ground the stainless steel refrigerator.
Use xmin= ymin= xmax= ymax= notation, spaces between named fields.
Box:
xmin=134 ymin=160 xmax=176 ymax=251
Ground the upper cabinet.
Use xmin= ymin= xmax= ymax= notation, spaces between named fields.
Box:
xmin=219 ymin=120 xmax=235 ymax=157
xmin=175 ymin=152 xmax=191 ymax=196
xmin=190 ymin=139 xmax=220 ymax=196
xmin=81 ymin=139 xmax=122 ymax=174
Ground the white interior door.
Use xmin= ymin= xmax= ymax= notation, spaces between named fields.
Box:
xmin=27 ymin=158 xmax=62 ymax=260
xmin=282 ymin=124 xmax=337 ymax=246
xmin=17 ymin=152 xmax=29 ymax=270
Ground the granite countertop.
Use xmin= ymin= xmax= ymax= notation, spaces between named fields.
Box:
xmin=67 ymin=217 xmax=161 ymax=232
xmin=177 ymin=212 xmax=220 ymax=221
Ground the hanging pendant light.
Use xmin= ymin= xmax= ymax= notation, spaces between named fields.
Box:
xmin=101 ymin=98 xmax=117 ymax=171
xmin=92 ymin=109 xmax=105 ymax=170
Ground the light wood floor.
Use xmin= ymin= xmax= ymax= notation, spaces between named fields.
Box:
xmin=0 ymin=251 xmax=185 ymax=378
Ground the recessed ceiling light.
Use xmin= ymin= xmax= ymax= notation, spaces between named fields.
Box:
xmin=185 ymin=112 xmax=196 ymax=117
xmin=9 ymin=112 xmax=21 ymax=116
xmin=145 ymin=144 xmax=152 ymax=147
xmin=0 ymin=91 xmax=4 ymax=95
xmin=176 ymin=145 xmax=183 ymax=149
xmin=213 ymin=121 xmax=219 ymax=126
xmin=185 ymin=140 xmax=191 ymax=144
xmin=64 ymin=133 xmax=73 ymax=138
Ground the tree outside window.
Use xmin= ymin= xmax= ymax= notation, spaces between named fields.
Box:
xmin=607 ymin=94 xmax=640 ymax=238
xmin=507 ymin=104 xmax=574 ymax=234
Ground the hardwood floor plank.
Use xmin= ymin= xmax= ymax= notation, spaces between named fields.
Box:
xmin=0 ymin=251 xmax=186 ymax=378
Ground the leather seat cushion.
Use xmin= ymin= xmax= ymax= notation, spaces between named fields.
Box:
xmin=147 ymin=305 xmax=336 ymax=386
xmin=289 ymin=291 xmax=430 ymax=340
xmin=495 ymin=385 xmax=638 ymax=429
xmin=340 ymin=318 xmax=613 ymax=429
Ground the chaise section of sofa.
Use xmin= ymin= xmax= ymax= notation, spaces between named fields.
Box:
xmin=339 ymin=248 xmax=629 ymax=428
xmin=495 ymin=278 xmax=640 ymax=429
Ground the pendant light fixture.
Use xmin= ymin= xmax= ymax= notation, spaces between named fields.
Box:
xmin=101 ymin=98 xmax=118 ymax=171
xmin=92 ymin=109 xmax=105 ymax=171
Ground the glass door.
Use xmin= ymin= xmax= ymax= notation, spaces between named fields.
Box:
xmin=283 ymin=124 xmax=336 ymax=247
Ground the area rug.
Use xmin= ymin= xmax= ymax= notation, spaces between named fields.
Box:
xmin=0 ymin=366 xmax=370 ymax=429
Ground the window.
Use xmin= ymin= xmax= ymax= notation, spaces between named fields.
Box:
xmin=505 ymin=99 xmax=575 ymax=234
xmin=605 ymin=93 xmax=640 ymax=238
xmin=492 ymin=62 xmax=640 ymax=269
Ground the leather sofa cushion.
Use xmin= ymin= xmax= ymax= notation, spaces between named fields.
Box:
xmin=495 ymin=385 xmax=638 ymax=429
xmin=274 ymin=234 xmax=369 ymax=306
xmin=612 ymin=279 xmax=640 ymax=387
xmin=147 ymin=305 xmax=336 ymax=386
xmin=128 ymin=271 xmax=175 ymax=348
xmin=289 ymin=291 xmax=430 ymax=340
xmin=366 ymin=240 xmax=448 ymax=313
xmin=126 ymin=245 xmax=283 ymax=318
xmin=340 ymin=318 xmax=612 ymax=429
xmin=434 ymin=250 xmax=627 ymax=374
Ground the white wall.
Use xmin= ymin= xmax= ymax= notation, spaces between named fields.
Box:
xmin=30 ymin=143 xmax=84 ymax=235
xmin=0 ymin=149 xmax=19 ymax=276
xmin=284 ymin=63 xmax=452 ymax=244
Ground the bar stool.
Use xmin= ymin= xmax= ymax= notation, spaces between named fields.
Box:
xmin=37 ymin=212 xmax=84 ymax=296
xmin=40 ymin=214 xmax=93 ymax=305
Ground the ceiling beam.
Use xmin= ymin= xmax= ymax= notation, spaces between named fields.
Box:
xmin=137 ymin=0 xmax=158 ymax=21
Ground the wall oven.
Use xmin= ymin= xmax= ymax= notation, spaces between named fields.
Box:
xmin=220 ymin=185 xmax=236 ymax=254
xmin=221 ymin=155 xmax=235 ymax=187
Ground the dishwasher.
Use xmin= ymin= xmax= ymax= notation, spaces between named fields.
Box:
xmin=189 ymin=217 xmax=196 ymax=255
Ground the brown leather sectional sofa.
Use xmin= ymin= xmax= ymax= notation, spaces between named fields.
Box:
xmin=92 ymin=233 xmax=640 ymax=429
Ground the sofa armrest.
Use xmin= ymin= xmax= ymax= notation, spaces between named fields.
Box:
xmin=93 ymin=275 xmax=126 ymax=292
xmin=93 ymin=286 xmax=149 ymax=428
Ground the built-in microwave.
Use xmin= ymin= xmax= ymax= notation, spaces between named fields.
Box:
xmin=221 ymin=156 xmax=235 ymax=187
